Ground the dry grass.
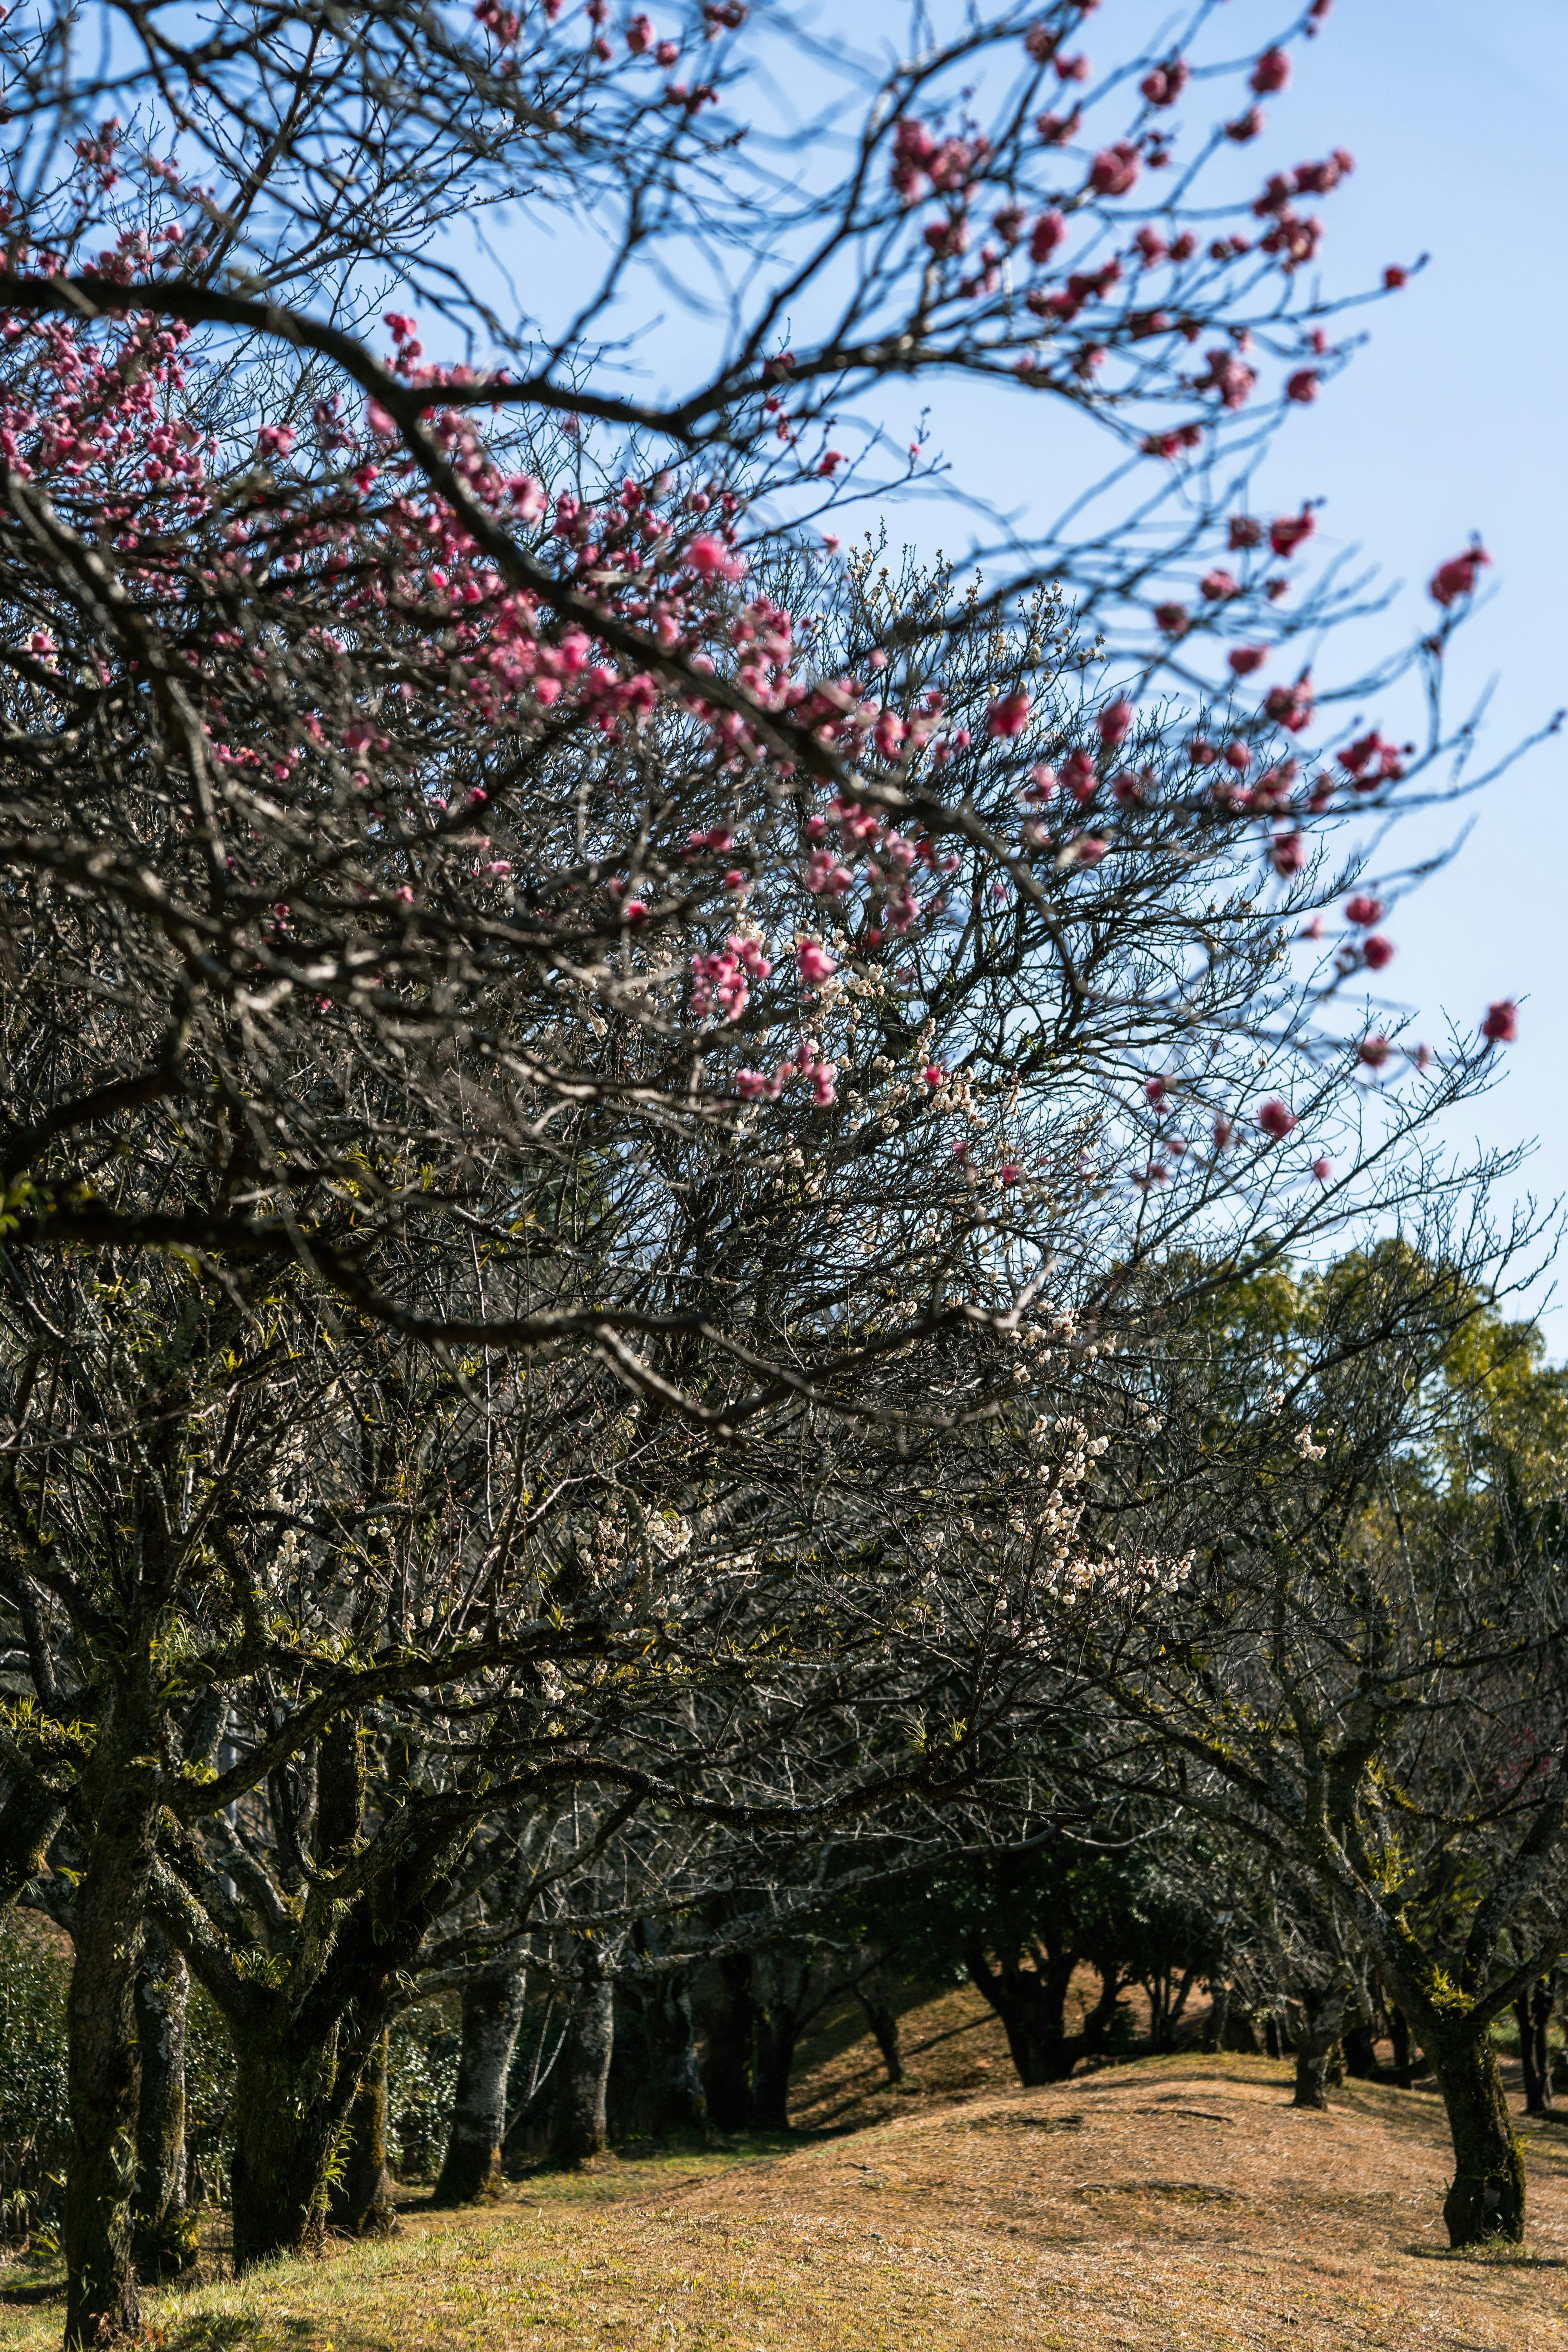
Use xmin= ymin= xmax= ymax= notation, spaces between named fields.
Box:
xmin=8 ymin=1995 xmax=1568 ymax=2351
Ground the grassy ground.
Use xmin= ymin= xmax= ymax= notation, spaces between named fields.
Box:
xmin=7 ymin=1992 xmax=1568 ymax=2351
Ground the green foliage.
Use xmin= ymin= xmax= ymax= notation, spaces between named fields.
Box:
xmin=184 ymin=1978 xmax=238 ymax=2208
xmin=0 ymin=1916 xmax=69 ymax=2248
xmin=386 ymin=1996 xmax=462 ymax=2180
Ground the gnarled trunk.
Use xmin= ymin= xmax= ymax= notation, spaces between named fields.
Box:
xmin=330 ymin=2027 xmax=397 ymax=2237
xmin=132 ymin=1925 xmax=197 ymax=2279
xmin=962 ymin=1937 xmax=1078 ymax=2086
xmin=1429 ymin=2027 xmax=1525 ymax=2246
xmin=434 ymin=1967 xmax=527 ymax=2203
xmin=63 ymin=1749 xmax=160 ymax=2348
xmin=549 ymin=1961 xmax=613 ymax=2169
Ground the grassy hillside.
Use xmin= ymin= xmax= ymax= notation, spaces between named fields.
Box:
xmin=7 ymin=1995 xmax=1568 ymax=2351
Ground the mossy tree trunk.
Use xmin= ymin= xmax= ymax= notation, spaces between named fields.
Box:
xmin=62 ymin=1723 xmax=161 ymax=2348
xmin=1428 ymin=2026 xmax=1526 ymax=2247
xmin=132 ymin=1924 xmax=197 ymax=2279
xmin=434 ymin=1967 xmax=527 ymax=2204
xmin=228 ymin=2024 xmax=350 ymax=2270
xmin=330 ymin=2027 xmax=397 ymax=2236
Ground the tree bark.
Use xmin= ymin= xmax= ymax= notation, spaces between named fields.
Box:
xmin=62 ymin=1751 xmax=160 ymax=2348
xmin=330 ymin=2027 xmax=397 ymax=2237
xmin=1292 ymin=1983 xmax=1345 ymax=2111
xmin=855 ymin=1960 xmax=904 ymax=2085
xmin=132 ymin=1925 xmax=197 ymax=2280
xmin=750 ymin=1948 xmax=810 ymax=2131
xmin=962 ymin=1937 xmax=1078 ymax=2086
xmin=1430 ymin=2028 xmax=1526 ymax=2247
xmin=434 ymin=1966 xmax=527 ymax=2203
xmin=548 ymin=1961 xmax=613 ymax=2169
xmin=229 ymin=2025 xmax=347 ymax=2270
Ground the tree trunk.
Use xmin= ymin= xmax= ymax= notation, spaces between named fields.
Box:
xmin=1523 ymin=1978 xmax=1555 ymax=2115
xmin=1343 ymin=2016 xmax=1378 ymax=2080
xmin=1264 ymin=2013 xmax=1283 ymax=2061
xmin=1388 ymin=1998 xmax=1414 ymax=2083
xmin=751 ymin=1948 xmax=810 ymax=2131
xmin=855 ymin=1961 xmax=905 ymax=2085
xmin=549 ymin=1962 xmax=613 ymax=2169
xmin=132 ymin=1925 xmax=197 ymax=2280
xmin=1430 ymin=2027 xmax=1526 ymax=2247
xmin=621 ymin=1974 xmax=708 ymax=2136
xmin=435 ymin=1966 xmax=527 ymax=2203
xmin=695 ymin=1952 xmax=755 ymax=2133
xmin=63 ymin=1755 xmax=160 ymax=2348
xmin=962 ymin=1938 xmax=1078 ymax=2086
xmin=1292 ymin=1984 xmax=1344 ymax=2110
xmin=330 ymin=2027 xmax=397 ymax=2236
xmin=1517 ymin=1990 xmax=1545 ymax=2115
xmin=1080 ymin=1964 xmax=1128 ymax=2058
xmin=229 ymin=2025 xmax=347 ymax=2270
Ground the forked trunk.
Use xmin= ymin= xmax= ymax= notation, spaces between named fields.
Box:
xmin=434 ymin=1967 xmax=527 ymax=2203
xmin=329 ymin=2027 xmax=396 ymax=2237
xmin=963 ymin=1937 xmax=1078 ymax=2086
xmin=1430 ymin=2028 xmax=1526 ymax=2248
xmin=132 ymin=1925 xmax=197 ymax=2279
